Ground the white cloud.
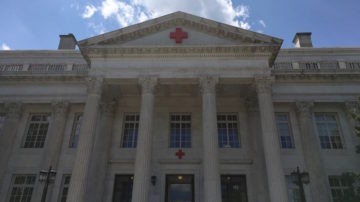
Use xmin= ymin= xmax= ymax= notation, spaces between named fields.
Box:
xmin=82 ymin=4 xmax=97 ymax=18
xmin=88 ymin=22 xmax=106 ymax=34
xmin=82 ymin=0 xmax=252 ymax=30
xmin=1 ymin=43 xmax=10 ymax=50
xmin=259 ymin=20 xmax=266 ymax=28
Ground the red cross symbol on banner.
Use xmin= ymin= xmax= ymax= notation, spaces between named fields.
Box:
xmin=170 ymin=28 xmax=188 ymax=43
xmin=175 ymin=149 xmax=185 ymax=159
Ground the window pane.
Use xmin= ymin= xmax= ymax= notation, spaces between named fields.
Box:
xmin=112 ymin=175 xmax=133 ymax=202
xmin=8 ymin=175 xmax=36 ymax=202
xmin=217 ymin=114 xmax=240 ymax=148
xmin=315 ymin=113 xmax=343 ymax=150
xmin=170 ymin=114 xmax=191 ymax=148
xmin=23 ymin=114 xmax=50 ymax=148
xmin=221 ymin=175 xmax=248 ymax=202
xmin=122 ymin=114 xmax=139 ymax=148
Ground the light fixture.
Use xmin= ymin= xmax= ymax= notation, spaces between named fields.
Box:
xmin=39 ymin=166 xmax=57 ymax=202
xmin=177 ymin=175 xmax=183 ymax=181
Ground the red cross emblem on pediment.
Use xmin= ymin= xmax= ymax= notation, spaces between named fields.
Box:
xmin=175 ymin=149 xmax=185 ymax=159
xmin=170 ymin=28 xmax=188 ymax=43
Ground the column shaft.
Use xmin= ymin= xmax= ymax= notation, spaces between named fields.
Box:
xmin=131 ymin=77 xmax=157 ymax=202
xmin=296 ymin=102 xmax=331 ymax=202
xmin=200 ymin=77 xmax=221 ymax=202
xmin=0 ymin=102 xmax=22 ymax=192
xmin=85 ymin=101 xmax=116 ymax=202
xmin=67 ymin=78 xmax=103 ymax=202
xmin=255 ymin=77 xmax=289 ymax=202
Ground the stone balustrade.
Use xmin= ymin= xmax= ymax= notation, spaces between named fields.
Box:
xmin=273 ymin=61 xmax=360 ymax=71
xmin=0 ymin=63 xmax=88 ymax=75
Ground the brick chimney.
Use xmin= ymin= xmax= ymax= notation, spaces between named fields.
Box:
xmin=58 ymin=34 xmax=77 ymax=50
xmin=293 ymin=32 xmax=313 ymax=48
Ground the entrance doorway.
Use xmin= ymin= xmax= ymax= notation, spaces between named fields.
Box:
xmin=165 ymin=175 xmax=194 ymax=202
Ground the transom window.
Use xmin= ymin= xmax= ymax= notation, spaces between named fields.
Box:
xmin=170 ymin=114 xmax=191 ymax=148
xmin=276 ymin=113 xmax=294 ymax=149
xmin=315 ymin=113 xmax=343 ymax=149
xmin=221 ymin=175 xmax=248 ymax=202
xmin=7 ymin=174 xmax=36 ymax=202
xmin=217 ymin=114 xmax=240 ymax=148
xmin=23 ymin=113 xmax=50 ymax=148
xmin=0 ymin=113 xmax=5 ymax=136
xmin=329 ymin=176 xmax=353 ymax=202
xmin=69 ymin=113 xmax=83 ymax=148
xmin=58 ymin=175 xmax=71 ymax=202
xmin=122 ymin=114 xmax=139 ymax=148
xmin=286 ymin=175 xmax=301 ymax=202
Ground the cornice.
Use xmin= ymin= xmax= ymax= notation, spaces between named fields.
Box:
xmin=272 ymin=71 xmax=360 ymax=81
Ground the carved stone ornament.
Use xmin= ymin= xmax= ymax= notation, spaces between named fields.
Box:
xmin=199 ymin=76 xmax=219 ymax=94
xmin=254 ymin=76 xmax=274 ymax=94
xmin=51 ymin=101 xmax=69 ymax=117
xmin=4 ymin=102 xmax=23 ymax=120
xmin=87 ymin=77 xmax=104 ymax=95
xmin=296 ymin=101 xmax=314 ymax=118
xmin=138 ymin=77 xmax=158 ymax=94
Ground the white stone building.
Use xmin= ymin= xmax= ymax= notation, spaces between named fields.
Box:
xmin=0 ymin=12 xmax=359 ymax=202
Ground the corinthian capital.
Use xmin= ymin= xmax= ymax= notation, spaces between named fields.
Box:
xmin=344 ymin=101 xmax=359 ymax=119
xmin=254 ymin=76 xmax=274 ymax=94
xmin=100 ymin=99 xmax=117 ymax=116
xmin=87 ymin=77 xmax=104 ymax=95
xmin=199 ymin=76 xmax=219 ymax=94
xmin=139 ymin=77 xmax=157 ymax=94
xmin=4 ymin=102 xmax=23 ymax=120
xmin=52 ymin=101 xmax=69 ymax=117
xmin=296 ymin=101 xmax=314 ymax=118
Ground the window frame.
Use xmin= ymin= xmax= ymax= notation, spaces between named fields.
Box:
xmin=112 ymin=174 xmax=134 ymax=202
xmin=69 ymin=112 xmax=83 ymax=148
xmin=169 ymin=113 xmax=192 ymax=148
xmin=275 ymin=112 xmax=295 ymax=149
xmin=220 ymin=174 xmax=248 ymax=202
xmin=217 ymin=113 xmax=241 ymax=148
xmin=314 ymin=112 xmax=344 ymax=150
xmin=7 ymin=174 xmax=36 ymax=202
xmin=121 ymin=113 xmax=140 ymax=148
xmin=328 ymin=175 xmax=354 ymax=202
xmin=58 ymin=174 xmax=71 ymax=202
xmin=22 ymin=113 xmax=51 ymax=148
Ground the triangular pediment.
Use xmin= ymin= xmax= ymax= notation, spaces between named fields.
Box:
xmin=78 ymin=11 xmax=282 ymax=47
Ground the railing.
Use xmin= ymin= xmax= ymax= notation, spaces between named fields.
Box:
xmin=0 ymin=63 xmax=89 ymax=75
xmin=272 ymin=61 xmax=360 ymax=72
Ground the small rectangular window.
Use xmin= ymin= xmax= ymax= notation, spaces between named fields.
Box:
xmin=23 ymin=113 xmax=50 ymax=148
xmin=121 ymin=114 xmax=139 ymax=148
xmin=221 ymin=175 xmax=248 ymax=202
xmin=69 ymin=113 xmax=83 ymax=148
xmin=7 ymin=174 xmax=36 ymax=202
xmin=328 ymin=176 xmax=354 ymax=202
xmin=315 ymin=113 xmax=343 ymax=149
xmin=276 ymin=113 xmax=294 ymax=149
xmin=58 ymin=175 xmax=71 ymax=202
xmin=217 ymin=113 xmax=240 ymax=148
xmin=169 ymin=114 xmax=191 ymax=148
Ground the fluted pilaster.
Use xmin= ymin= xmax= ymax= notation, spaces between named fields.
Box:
xmin=67 ymin=77 xmax=103 ymax=202
xmin=296 ymin=101 xmax=331 ymax=202
xmin=0 ymin=102 xmax=23 ymax=192
xmin=255 ymin=76 xmax=289 ymax=202
xmin=131 ymin=77 xmax=157 ymax=202
xmin=200 ymin=76 xmax=222 ymax=202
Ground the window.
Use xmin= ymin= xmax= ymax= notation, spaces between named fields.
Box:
xmin=69 ymin=113 xmax=83 ymax=148
xmin=112 ymin=175 xmax=133 ymax=202
xmin=286 ymin=175 xmax=301 ymax=202
xmin=7 ymin=175 xmax=36 ymax=202
xmin=170 ymin=114 xmax=191 ymax=148
xmin=276 ymin=113 xmax=294 ymax=149
xmin=217 ymin=114 xmax=240 ymax=148
xmin=221 ymin=175 xmax=248 ymax=202
xmin=315 ymin=113 xmax=343 ymax=149
xmin=0 ymin=113 xmax=5 ymax=135
xmin=58 ymin=175 xmax=71 ymax=202
xmin=23 ymin=113 xmax=50 ymax=148
xmin=329 ymin=176 xmax=353 ymax=202
xmin=165 ymin=175 xmax=194 ymax=202
xmin=122 ymin=114 xmax=139 ymax=148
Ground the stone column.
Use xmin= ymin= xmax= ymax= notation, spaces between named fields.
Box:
xmin=85 ymin=100 xmax=116 ymax=202
xmin=0 ymin=102 xmax=22 ymax=192
xmin=255 ymin=76 xmax=289 ymax=202
xmin=296 ymin=101 xmax=331 ymax=202
xmin=131 ymin=77 xmax=157 ymax=202
xmin=199 ymin=77 xmax=222 ymax=202
xmin=34 ymin=101 xmax=69 ymax=202
xmin=67 ymin=78 xmax=103 ymax=202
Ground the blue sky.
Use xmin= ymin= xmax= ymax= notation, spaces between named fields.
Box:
xmin=0 ymin=0 xmax=359 ymax=50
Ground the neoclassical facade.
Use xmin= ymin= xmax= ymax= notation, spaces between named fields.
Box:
xmin=0 ymin=12 xmax=359 ymax=202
